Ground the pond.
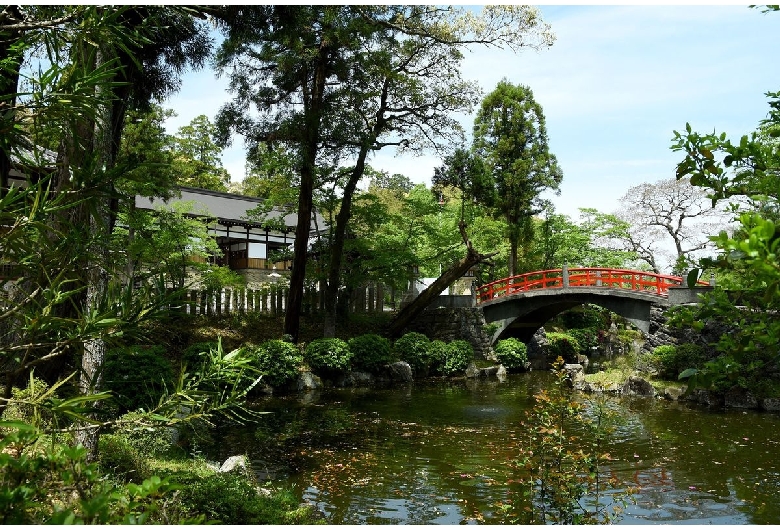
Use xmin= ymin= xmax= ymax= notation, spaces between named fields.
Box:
xmin=204 ymin=372 xmax=780 ymax=524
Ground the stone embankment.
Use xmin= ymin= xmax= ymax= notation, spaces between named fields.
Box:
xmin=405 ymin=307 xmax=493 ymax=360
xmin=278 ymin=359 xmax=508 ymax=394
xmin=564 ymin=363 xmax=780 ymax=412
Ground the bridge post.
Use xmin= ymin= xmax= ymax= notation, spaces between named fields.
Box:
xmin=562 ymin=264 xmax=570 ymax=288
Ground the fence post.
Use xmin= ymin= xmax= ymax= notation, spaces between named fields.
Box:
xmin=277 ymin=287 xmax=285 ymax=313
xmin=562 ymin=264 xmax=570 ymax=288
xmin=596 ymin=269 xmax=602 ymax=287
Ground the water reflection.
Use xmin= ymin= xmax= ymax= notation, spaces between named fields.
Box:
xmin=207 ymin=373 xmax=780 ymax=524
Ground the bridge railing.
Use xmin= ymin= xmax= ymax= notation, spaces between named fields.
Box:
xmin=476 ymin=267 xmax=705 ymax=303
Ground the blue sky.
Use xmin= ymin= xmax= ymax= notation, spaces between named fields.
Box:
xmin=162 ymin=5 xmax=780 ymax=220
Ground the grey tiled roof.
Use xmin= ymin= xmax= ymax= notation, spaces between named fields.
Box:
xmin=135 ymin=186 xmax=325 ymax=233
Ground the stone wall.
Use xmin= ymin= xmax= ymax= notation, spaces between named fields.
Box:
xmin=405 ymin=307 xmax=494 ymax=360
xmin=642 ymin=306 xmax=726 ymax=357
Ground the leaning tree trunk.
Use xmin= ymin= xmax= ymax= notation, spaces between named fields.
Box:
xmin=388 ymin=221 xmax=497 ymax=338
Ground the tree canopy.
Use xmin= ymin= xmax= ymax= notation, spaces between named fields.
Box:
xmin=472 ymin=80 xmax=563 ymax=276
xmin=213 ymin=5 xmax=556 ymax=339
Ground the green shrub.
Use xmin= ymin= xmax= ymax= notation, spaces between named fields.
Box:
xmin=494 ymin=338 xmax=528 ymax=371
xmin=248 ymin=340 xmax=303 ymax=388
xmin=428 ymin=340 xmax=448 ymax=374
xmin=441 ymin=340 xmax=473 ymax=376
xmin=1 ymin=377 xmax=56 ymax=430
xmin=348 ymin=334 xmax=394 ymax=372
xmin=304 ymin=338 xmax=353 ymax=375
xmin=649 ymin=345 xmax=676 ymax=376
xmin=103 ymin=345 xmax=174 ymax=413
xmin=394 ymin=332 xmax=434 ymax=375
xmin=98 ymin=433 xmax=151 ymax=483
xmin=0 ymin=423 xmax=181 ymax=524
xmin=650 ymin=343 xmax=707 ymax=380
xmin=618 ymin=329 xmax=643 ymax=349
xmin=181 ymin=341 xmax=219 ymax=370
xmin=176 ymin=474 xmax=313 ymax=524
xmin=483 ymin=322 xmax=499 ymax=337
xmin=544 ymin=332 xmax=581 ymax=362
xmin=559 ymin=305 xmax=606 ymax=329
xmin=113 ymin=411 xmax=175 ymax=457
xmin=567 ymin=327 xmax=599 ymax=355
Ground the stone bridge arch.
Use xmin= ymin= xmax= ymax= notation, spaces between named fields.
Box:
xmin=481 ymin=287 xmax=670 ymax=344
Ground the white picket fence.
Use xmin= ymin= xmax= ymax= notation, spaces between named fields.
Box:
xmin=180 ymin=283 xmax=388 ymax=316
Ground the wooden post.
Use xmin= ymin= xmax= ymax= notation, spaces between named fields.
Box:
xmin=376 ymin=284 xmax=384 ymax=312
xmin=277 ymin=287 xmax=285 ymax=313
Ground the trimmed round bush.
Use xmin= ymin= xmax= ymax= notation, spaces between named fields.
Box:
xmin=394 ymin=332 xmax=434 ymax=375
xmin=250 ymin=340 xmax=303 ymax=387
xmin=348 ymin=334 xmax=394 ymax=372
xmin=441 ymin=340 xmax=473 ymax=376
xmin=494 ymin=338 xmax=528 ymax=371
xmin=103 ymin=345 xmax=173 ymax=413
xmin=544 ymin=332 xmax=581 ymax=362
xmin=304 ymin=338 xmax=353 ymax=375
xmin=428 ymin=340 xmax=449 ymax=374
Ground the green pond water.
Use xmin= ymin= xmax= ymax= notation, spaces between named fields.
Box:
xmin=205 ymin=372 xmax=780 ymax=524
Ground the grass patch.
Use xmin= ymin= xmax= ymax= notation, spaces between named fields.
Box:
xmin=583 ymin=369 xmax=628 ymax=390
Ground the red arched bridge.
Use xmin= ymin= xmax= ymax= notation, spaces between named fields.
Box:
xmin=475 ymin=267 xmax=710 ymax=343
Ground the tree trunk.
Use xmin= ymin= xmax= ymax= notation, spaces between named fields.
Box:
xmin=73 ymin=39 xmax=126 ymax=460
xmin=509 ymin=236 xmax=518 ymax=277
xmin=322 ymin=152 xmax=368 ymax=337
xmin=284 ymin=34 xmax=330 ymax=343
xmin=0 ymin=6 xmax=23 ymax=198
xmin=388 ymin=221 xmax=497 ymax=338
xmin=284 ymin=168 xmax=313 ymax=342
xmin=388 ymin=250 xmax=482 ymax=339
